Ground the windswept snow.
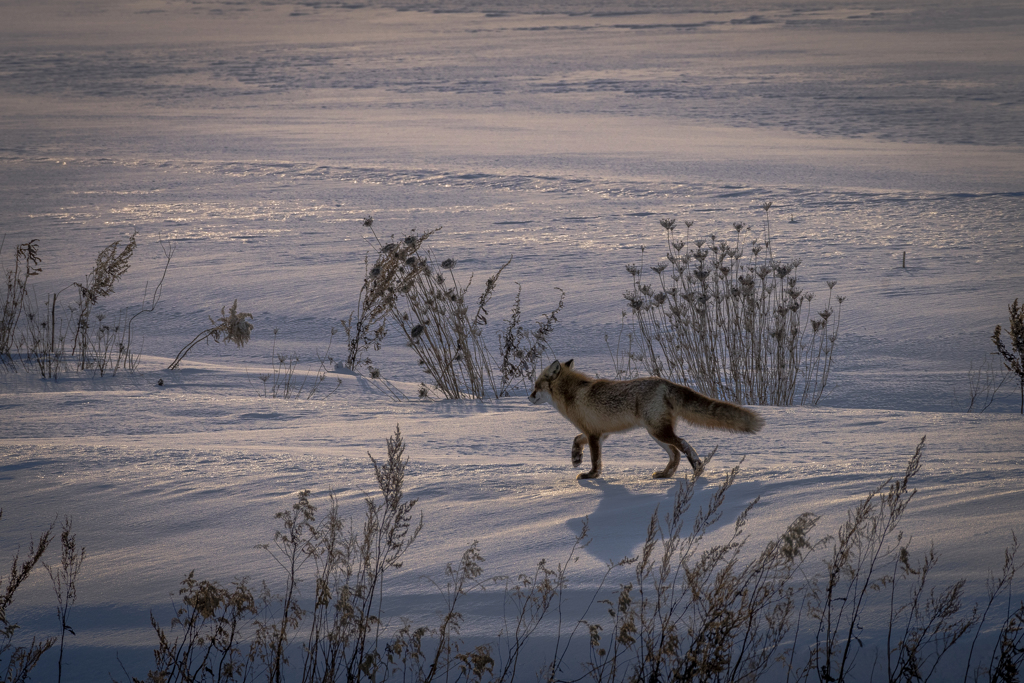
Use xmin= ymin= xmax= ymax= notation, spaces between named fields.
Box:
xmin=1 ymin=0 xmax=1023 ymax=680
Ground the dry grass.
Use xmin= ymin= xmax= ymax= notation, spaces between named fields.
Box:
xmin=992 ymin=298 xmax=1024 ymax=414
xmin=118 ymin=434 xmax=1024 ymax=683
xmin=344 ymin=224 xmax=563 ymax=399
xmin=2 ymin=235 xmax=173 ymax=378
xmin=618 ymin=210 xmax=842 ymax=406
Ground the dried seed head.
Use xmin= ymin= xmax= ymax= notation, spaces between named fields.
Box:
xmin=442 ymin=258 xmax=456 ymax=269
xmin=660 ymin=218 xmax=676 ymax=231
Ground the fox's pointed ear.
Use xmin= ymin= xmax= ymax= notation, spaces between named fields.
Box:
xmin=544 ymin=360 xmax=561 ymax=378
xmin=565 ymin=359 xmax=574 ymax=369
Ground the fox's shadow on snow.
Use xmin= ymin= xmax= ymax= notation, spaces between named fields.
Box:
xmin=566 ymin=476 xmax=709 ymax=564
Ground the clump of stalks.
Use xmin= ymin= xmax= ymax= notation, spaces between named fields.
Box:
xmin=577 ymin=452 xmax=820 ymax=683
xmin=46 ymin=516 xmax=86 ymax=683
xmin=992 ymin=297 xmax=1024 ymax=414
xmin=0 ymin=237 xmax=42 ymax=365
xmin=573 ymin=437 xmax=1022 ymax=683
xmin=1 ymin=512 xmax=85 ymax=683
xmin=955 ymin=352 xmax=1010 ymax=413
xmin=70 ymin=232 xmax=137 ymax=372
xmin=130 ymin=425 xmax=586 ymax=683
xmin=168 ymin=299 xmax=254 ymax=370
xmin=2 ymin=234 xmax=173 ymax=377
xmin=127 ymin=432 xmax=1024 ymax=683
xmin=393 ymin=248 xmax=512 ymax=400
xmin=250 ymin=327 xmax=343 ymax=400
xmin=343 ymin=221 xmax=563 ymax=399
xmin=620 ymin=208 xmax=842 ymax=405
xmin=340 ymin=220 xmax=437 ymax=375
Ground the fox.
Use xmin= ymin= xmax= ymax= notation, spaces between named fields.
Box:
xmin=528 ymin=359 xmax=764 ymax=479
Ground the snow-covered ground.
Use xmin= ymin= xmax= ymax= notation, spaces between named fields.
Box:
xmin=1 ymin=0 xmax=1022 ymax=680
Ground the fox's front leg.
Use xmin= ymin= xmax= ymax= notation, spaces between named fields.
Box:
xmin=577 ymin=433 xmax=603 ymax=480
xmin=571 ymin=434 xmax=586 ymax=467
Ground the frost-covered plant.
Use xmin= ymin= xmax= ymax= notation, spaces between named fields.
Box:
xmin=992 ymin=298 xmax=1024 ymax=414
xmin=21 ymin=289 xmax=72 ymax=379
xmin=804 ymin=437 xmax=943 ymax=683
xmin=137 ymin=427 xmax=428 ymax=682
xmin=623 ymin=212 xmax=843 ymax=405
xmin=168 ymin=299 xmax=253 ymax=370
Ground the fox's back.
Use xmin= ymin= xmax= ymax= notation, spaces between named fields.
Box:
xmin=558 ymin=375 xmax=677 ymax=433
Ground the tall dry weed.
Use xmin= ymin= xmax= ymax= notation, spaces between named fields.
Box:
xmin=621 ymin=212 xmax=842 ymax=405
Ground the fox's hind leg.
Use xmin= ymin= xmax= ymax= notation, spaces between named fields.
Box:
xmin=577 ymin=434 xmax=604 ymax=479
xmin=650 ymin=425 xmax=700 ymax=478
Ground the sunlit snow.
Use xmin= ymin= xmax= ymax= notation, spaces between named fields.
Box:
xmin=1 ymin=0 xmax=1022 ymax=680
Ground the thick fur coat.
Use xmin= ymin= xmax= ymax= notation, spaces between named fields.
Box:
xmin=529 ymin=359 xmax=763 ymax=479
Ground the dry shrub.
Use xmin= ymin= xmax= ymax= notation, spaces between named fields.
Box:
xmin=620 ymin=210 xmax=842 ymax=406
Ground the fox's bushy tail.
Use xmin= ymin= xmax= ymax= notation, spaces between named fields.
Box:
xmin=670 ymin=384 xmax=764 ymax=433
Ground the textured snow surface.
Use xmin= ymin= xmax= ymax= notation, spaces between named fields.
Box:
xmin=1 ymin=0 xmax=1022 ymax=679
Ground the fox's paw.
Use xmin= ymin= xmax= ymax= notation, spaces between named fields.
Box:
xmin=576 ymin=470 xmax=600 ymax=480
